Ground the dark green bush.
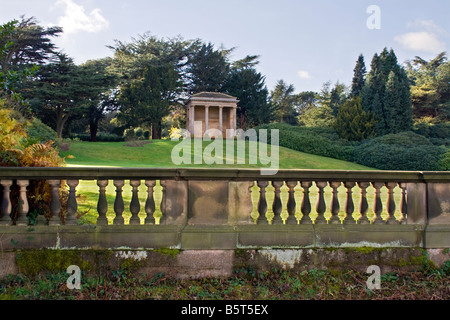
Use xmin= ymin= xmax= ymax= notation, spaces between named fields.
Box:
xmin=70 ymin=132 xmax=124 ymax=142
xmin=255 ymin=123 xmax=357 ymax=161
xmin=26 ymin=118 xmax=58 ymax=144
xmin=254 ymin=123 xmax=447 ymax=171
xmin=413 ymin=122 xmax=450 ymax=146
xmin=354 ymin=131 xmax=445 ymax=170
xmin=135 ymin=127 xmax=143 ymax=138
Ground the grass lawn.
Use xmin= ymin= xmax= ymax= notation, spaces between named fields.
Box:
xmin=58 ymin=140 xmax=403 ymax=224
xmin=60 ymin=139 xmax=371 ymax=170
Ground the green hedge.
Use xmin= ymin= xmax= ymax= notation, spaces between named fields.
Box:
xmin=254 ymin=123 xmax=447 ymax=171
xmin=254 ymin=123 xmax=357 ymax=162
xmin=70 ymin=132 xmax=125 ymax=142
xmin=354 ymin=131 xmax=445 ymax=171
xmin=26 ymin=118 xmax=58 ymax=144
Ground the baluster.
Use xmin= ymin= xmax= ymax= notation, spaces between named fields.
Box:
xmin=144 ymin=180 xmax=156 ymax=224
xmin=343 ymin=182 xmax=355 ymax=224
xmin=299 ymin=181 xmax=312 ymax=224
xmin=14 ymin=180 xmax=29 ymax=226
xmin=398 ymin=183 xmax=407 ymax=224
xmin=159 ymin=180 xmax=167 ymax=224
xmin=257 ymin=181 xmax=268 ymax=224
xmin=286 ymin=181 xmax=297 ymax=224
xmin=0 ymin=180 xmax=12 ymax=225
xmin=129 ymin=180 xmax=141 ymax=225
xmin=113 ymin=180 xmax=125 ymax=225
xmin=265 ymin=182 xmax=275 ymax=224
xmin=357 ymin=182 xmax=370 ymax=224
xmin=153 ymin=180 xmax=166 ymax=225
xmin=329 ymin=181 xmax=341 ymax=224
xmin=250 ymin=181 xmax=259 ymax=223
xmin=314 ymin=181 xmax=327 ymax=224
xmin=272 ymin=181 xmax=283 ymax=224
xmin=96 ymin=180 xmax=109 ymax=225
xmin=48 ymin=180 xmax=61 ymax=225
xmin=372 ymin=182 xmax=384 ymax=224
xmin=385 ymin=182 xmax=397 ymax=224
xmin=65 ymin=180 xmax=79 ymax=225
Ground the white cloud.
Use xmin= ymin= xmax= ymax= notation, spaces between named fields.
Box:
xmin=394 ymin=31 xmax=446 ymax=54
xmin=297 ymin=70 xmax=311 ymax=79
xmin=406 ymin=19 xmax=445 ymax=34
xmin=55 ymin=0 xmax=109 ymax=34
xmin=395 ymin=19 xmax=446 ymax=54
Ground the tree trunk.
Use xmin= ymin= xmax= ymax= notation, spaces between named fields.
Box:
xmin=239 ymin=113 xmax=245 ymax=130
xmin=90 ymin=122 xmax=98 ymax=142
xmin=151 ymin=121 xmax=161 ymax=140
xmin=56 ymin=107 xmax=69 ymax=139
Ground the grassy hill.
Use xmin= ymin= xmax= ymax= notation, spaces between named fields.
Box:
xmin=60 ymin=139 xmax=372 ymax=170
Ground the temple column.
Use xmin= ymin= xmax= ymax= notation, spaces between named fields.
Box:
xmin=190 ymin=105 xmax=195 ymax=134
xmin=219 ymin=106 xmax=223 ymax=134
xmin=205 ymin=105 xmax=209 ymax=133
xmin=232 ymin=107 xmax=237 ymax=131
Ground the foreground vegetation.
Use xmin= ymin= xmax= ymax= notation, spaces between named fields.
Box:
xmin=1 ymin=265 xmax=449 ymax=300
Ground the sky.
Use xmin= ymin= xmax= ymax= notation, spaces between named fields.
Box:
xmin=1 ymin=0 xmax=449 ymax=93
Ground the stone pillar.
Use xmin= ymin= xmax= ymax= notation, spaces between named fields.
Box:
xmin=219 ymin=106 xmax=223 ymax=134
xmin=406 ymin=182 xmax=427 ymax=225
xmin=205 ymin=106 xmax=209 ymax=133
xmin=190 ymin=105 xmax=195 ymax=134
xmin=232 ymin=107 xmax=237 ymax=131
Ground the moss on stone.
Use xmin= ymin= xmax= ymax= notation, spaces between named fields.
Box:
xmin=153 ymin=248 xmax=180 ymax=258
xmin=15 ymin=249 xmax=94 ymax=276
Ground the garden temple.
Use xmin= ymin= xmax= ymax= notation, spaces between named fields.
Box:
xmin=186 ymin=92 xmax=238 ymax=138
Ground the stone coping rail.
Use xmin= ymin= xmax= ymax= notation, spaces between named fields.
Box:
xmin=0 ymin=167 xmax=449 ymax=250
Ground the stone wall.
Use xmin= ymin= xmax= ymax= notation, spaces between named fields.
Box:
xmin=1 ymin=247 xmax=448 ymax=280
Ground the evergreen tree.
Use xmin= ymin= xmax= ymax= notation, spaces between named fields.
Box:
xmin=333 ymin=96 xmax=376 ymax=141
xmin=78 ymin=58 xmax=119 ymax=141
xmin=350 ymin=54 xmax=366 ymax=97
xmin=223 ymin=67 xmax=273 ymax=129
xmin=0 ymin=16 xmax=61 ymax=72
xmin=118 ymin=64 xmax=180 ymax=139
xmin=406 ymin=52 xmax=450 ymax=121
xmin=27 ymin=53 xmax=82 ymax=138
xmin=362 ymin=48 xmax=413 ymax=135
xmin=329 ymin=81 xmax=347 ymax=117
xmin=384 ymin=70 xmax=413 ymax=133
xmin=186 ymin=42 xmax=230 ymax=94
xmin=270 ymin=80 xmax=298 ymax=124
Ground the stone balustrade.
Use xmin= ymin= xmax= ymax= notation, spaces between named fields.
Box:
xmin=0 ymin=168 xmax=449 ymax=250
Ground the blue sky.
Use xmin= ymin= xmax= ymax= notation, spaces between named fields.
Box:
xmin=2 ymin=0 xmax=449 ymax=93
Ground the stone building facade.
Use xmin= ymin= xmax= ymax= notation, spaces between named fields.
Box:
xmin=186 ymin=92 xmax=238 ymax=138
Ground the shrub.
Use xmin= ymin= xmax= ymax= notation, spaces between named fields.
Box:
xmin=354 ymin=131 xmax=445 ymax=170
xmin=413 ymin=122 xmax=450 ymax=146
xmin=124 ymin=128 xmax=135 ymax=141
xmin=333 ymin=96 xmax=377 ymax=141
xmin=26 ymin=118 xmax=58 ymax=144
xmin=439 ymin=148 xmax=450 ymax=171
xmin=0 ymin=106 xmax=68 ymax=223
xmin=69 ymin=132 xmax=124 ymax=142
xmin=255 ymin=123 xmax=357 ymax=162
xmin=134 ymin=127 xmax=143 ymax=139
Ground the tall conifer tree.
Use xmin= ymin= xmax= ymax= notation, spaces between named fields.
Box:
xmin=362 ymin=48 xmax=412 ymax=135
xmin=351 ymin=54 xmax=366 ymax=97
